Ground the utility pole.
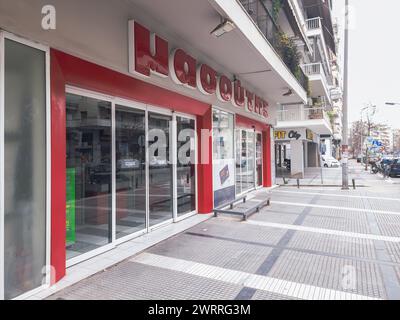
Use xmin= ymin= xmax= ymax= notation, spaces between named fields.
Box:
xmin=342 ymin=0 xmax=350 ymax=190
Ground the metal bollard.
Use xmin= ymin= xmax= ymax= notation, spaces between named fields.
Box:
xmin=297 ymin=179 xmax=300 ymax=189
xmin=352 ymin=179 xmax=356 ymax=190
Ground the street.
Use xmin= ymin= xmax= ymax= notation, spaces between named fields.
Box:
xmin=48 ymin=161 xmax=400 ymax=300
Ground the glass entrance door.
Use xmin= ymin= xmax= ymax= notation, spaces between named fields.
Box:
xmin=148 ymin=112 xmax=173 ymax=227
xmin=65 ymin=88 xmax=197 ymax=265
xmin=235 ymin=128 xmax=258 ymax=195
xmin=176 ymin=116 xmax=196 ymax=217
xmin=66 ymin=92 xmax=112 ymax=260
xmin=115 ymin=105 xmax=146 ymax=239
xmin=256 ymin=133 xmax=263 ymax=187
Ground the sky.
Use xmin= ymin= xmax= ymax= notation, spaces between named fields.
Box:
xmin=333 ymin=0 xmax=400 ymax=129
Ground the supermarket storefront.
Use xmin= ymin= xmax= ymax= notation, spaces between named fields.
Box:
xmin=0 ymin=19 xmax=273 ymax=299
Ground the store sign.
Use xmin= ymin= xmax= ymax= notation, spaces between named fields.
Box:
xmin=274 ymin=128 xmax=315 ymax=142
xmin=274 ymin=130 xmax=302 ymax=141
xmin=306 ymin=129 xmax=314 ymax=141
xmin=213 ymin=159 xmax=235 ymax=208
xmin=129 ymin=21 xmax=269 ymax=119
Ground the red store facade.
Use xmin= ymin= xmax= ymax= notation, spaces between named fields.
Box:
xmin=0 ymin=6 xmax=275 ymax=299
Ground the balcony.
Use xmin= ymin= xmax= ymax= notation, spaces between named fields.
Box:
xmin=301 ymin=63 xmax=331 ymax=104
xmin=278 ymin=107 xmax=330 ymax=122
xmin=305 ymin=17 xmax=332 ymax=74
xmin=306 ymin=17 xmax=322 ymax=32
xmin=238 ymin=0 xmax=309 ymax=93
xmin=276 ymin=105 xmax=332 ymax=135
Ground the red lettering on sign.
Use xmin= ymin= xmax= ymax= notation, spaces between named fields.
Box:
xmin=262 ymin=100 xmax=269 ymax=118
xmin=129 ymin=21 xmax=271 ymax=119
xmin=255 ymin=95 xmax=264 ymax=115
xmin=245 ymin=90 xmax=254 ymax=112
xmin=217 ymin=75 xmax=233 ymax=102
xmin=233 ymin=80 xmax=245 ymax=108
xmin=129 ymin=21 xmax=169 ymax=78
xmin=170 ymin=48 xmax=197 ymax=89
xmin=197 ymin=64 xmax=217 ymax=95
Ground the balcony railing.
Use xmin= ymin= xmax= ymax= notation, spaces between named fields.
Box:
xmin=306 ymin=17 xmax=322 ymax=31
xmin=277 ymin=107 xmax=330 ymax=124
xmin=301 ymin=62 xmax=330 ymax=95
xmin=238 ymin=0 xmax=309 ymax=93
xmin=302 ymin=62 xmax=323 ymax=76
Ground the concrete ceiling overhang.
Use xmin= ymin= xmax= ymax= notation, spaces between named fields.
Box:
xmin=129 ymin=0 xmax=308 ymax=106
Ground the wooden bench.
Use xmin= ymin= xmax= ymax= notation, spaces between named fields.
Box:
xmin=213 ymin=192 xmax=271 ymax=221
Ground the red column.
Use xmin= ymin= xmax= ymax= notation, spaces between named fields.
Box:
xmin=50 ymin=50 xmax=67 ymax=283
xmin=263 ymin=126 xmax=272 ymax=188
xmin=197 ymin=108 xmax=214 ymax=213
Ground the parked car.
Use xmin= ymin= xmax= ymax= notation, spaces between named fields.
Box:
xmin=149 ymin=156 xmax=168 ymax=168
xmin=379 ymin=157 xmax=394 ymax=171
xmin=387 ymin=159 xmax=400 ymax=177
xmin=322 ymin=156 xmax=340 ymax=168
xmin=117 ymin=158 xmax=140 ymax=170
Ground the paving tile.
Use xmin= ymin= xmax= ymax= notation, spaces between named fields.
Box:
xmin=267 ymin=250 xmax=386 ymax=299
xmin=49 ymin=262 xmax=243 ymax=300
xmin=287 ymin=231 xmax=377 ymax=260
xmin=147 ymin=234 xmax=272 ymax=274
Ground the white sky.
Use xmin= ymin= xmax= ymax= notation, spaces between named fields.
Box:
xmin=333 ymin=0 xmax=400 ymax=129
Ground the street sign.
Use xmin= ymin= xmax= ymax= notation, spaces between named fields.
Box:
xmin=372 ymin=140 xmax=382 ymax=147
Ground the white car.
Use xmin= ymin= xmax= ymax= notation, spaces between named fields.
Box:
xmin=322 ymin=156 xmax=340 ymax=168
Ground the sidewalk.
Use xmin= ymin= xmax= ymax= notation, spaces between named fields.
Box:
xmin=47 ymin=161 xmax=400 ymax=300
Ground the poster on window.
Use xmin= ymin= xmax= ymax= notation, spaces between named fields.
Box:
xmin=66 ymin=168 xmax=76 ymax=244
xmin=213 ymin=158 xmax=235 ymax=208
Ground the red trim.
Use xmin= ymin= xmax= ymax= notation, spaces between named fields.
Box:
xmin=236 ymin=114 xmax=269 ymax=132
xmin=263 ymin=127 xmax=272 ymax=188
xmin=53 ymin=50 xmax=209 ymax=116
xmin=197 ymin=109 xmax=214 ymax=213
xmin=50 ymin=52 xmax=67 ymax=283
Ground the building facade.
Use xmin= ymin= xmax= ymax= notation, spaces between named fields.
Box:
xmin=0 ymin=0 xmax=311 ymax=299
xmin=273 ymin=0 xmax=343 ymax=178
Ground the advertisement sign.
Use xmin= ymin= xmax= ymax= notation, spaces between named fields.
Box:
xmin=213 ymin=159 xmax=235 ymax=208
xmin=306 ymin=129 xmax=314 ymax=141
xmin=66 ymin=168 xmax=76 ymax=244
xmin=275 ymin=128 xmax=316 ymax=142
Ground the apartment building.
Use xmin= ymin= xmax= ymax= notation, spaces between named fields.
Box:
xmin=0 ymin=0 xmax=311 ymax=299
xmin=371 ymin=124 xmax=393 ymax=154
xmin=273 ymin=0 xmax=343 ymax=178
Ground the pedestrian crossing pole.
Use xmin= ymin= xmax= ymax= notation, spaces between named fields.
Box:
xmin=342 ymin=0 xmax=350 ymax=190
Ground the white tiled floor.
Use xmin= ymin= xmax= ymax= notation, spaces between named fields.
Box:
xmin=25 ymin=213 xmax=213 ymax=300
xmin=132 ymin=253 xmax=380 ymax=300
